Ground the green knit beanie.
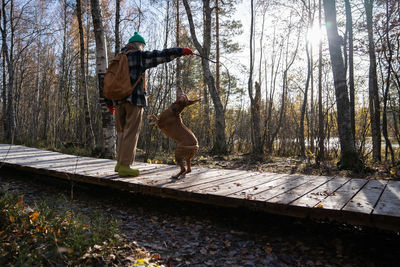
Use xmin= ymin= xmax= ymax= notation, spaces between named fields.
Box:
xmin=128 ymin=32 xmax=146 ymax=45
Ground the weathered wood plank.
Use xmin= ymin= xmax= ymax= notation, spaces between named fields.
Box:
xmin=343 ymin=179 xmax=388 ymax=214
xmin=290 ymin=177 xmax=349 ymax=208
xmin=2 ymin=144 xmax=400 ymax=232
xmin=163 ymin=169 xmax=250 ymax=190
xmin=373 ymin=180 xmax=400 ymax=217
xmin=206 ymin=172 xmax=287 ymax=196
xmin=179 ymin=171 xmax=265 ymax=193
xmin=317 ymin=178 xmax=368 ymax=210
xmin=228 ymin=174 xmax=292 ymax=198
xmin=249 ymin=175 xmax=311 ymax=201
xmin=267 ymin=176 xmax=334 ymax=205
xmin=2 ymin=153 xmax=76 ymax=165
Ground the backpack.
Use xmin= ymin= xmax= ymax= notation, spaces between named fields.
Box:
xmin=103 ymin=51 xmax=143 ymax=100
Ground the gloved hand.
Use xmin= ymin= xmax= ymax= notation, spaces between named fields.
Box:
xmin=107 ymin=106 xmax=115 ymax=114
xmin=182 ymin=48 xmax=194 ymax=56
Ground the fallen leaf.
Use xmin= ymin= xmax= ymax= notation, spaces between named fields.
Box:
xmin=317 ymin=204 xmax=323 ymax=208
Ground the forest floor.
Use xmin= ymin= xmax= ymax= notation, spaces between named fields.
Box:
xmin=1 ymin=169 xmax=399 ymax=266
xmin=138 ymin=151 xmax=400 ymax=181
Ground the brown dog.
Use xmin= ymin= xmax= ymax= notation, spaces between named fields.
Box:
xmin=147 ymin=87 xmax=200 ymax=179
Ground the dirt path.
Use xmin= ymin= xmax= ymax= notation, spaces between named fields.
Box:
xmin=1 ymin=168 xmax=399 ymax=266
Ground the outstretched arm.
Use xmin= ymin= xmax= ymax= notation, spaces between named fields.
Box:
xmin=142 ymin=48 xmax=193 ymax=69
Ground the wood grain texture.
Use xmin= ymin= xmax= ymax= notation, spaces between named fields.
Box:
xmin=1 ymin=144 xmax=400 ymax=232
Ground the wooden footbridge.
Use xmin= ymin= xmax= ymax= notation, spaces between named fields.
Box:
xmin=1 ymin=144 xmax=399 ymax=232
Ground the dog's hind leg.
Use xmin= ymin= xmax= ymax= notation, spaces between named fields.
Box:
xmin=185 ymin=157 xmax=192 ymax=174
xmin=172 ymin=154 xmax=186 ymax=179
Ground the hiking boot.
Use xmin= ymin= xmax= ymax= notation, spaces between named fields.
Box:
xmin=114 ymin=162 xmax=120 ymax=172
xmin=118 ymin=165 xmax=140 ymax=177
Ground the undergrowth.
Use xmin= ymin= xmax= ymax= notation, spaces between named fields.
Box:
xmin=0 ymin=186 xmax=162 ymax=266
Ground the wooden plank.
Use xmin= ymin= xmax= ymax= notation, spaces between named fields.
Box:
xmin=228 ymin=174 xmax=293 ymax=198
xmin=68 ymin=161 xmax=148 ymax=172
xmin=152 ymin=169 xmax=232 ymax=189
xmin=0 ymin=150 xmax=56 ymax=157
xmin=342 ymin=179 xmax=388 ymax=214
xmin=136 ymin=167 xmax=211 ymax=186
xmin=317 ymin=178 xmax=368 ymax=210
xmin=0 ymin=145 xmax=40 ymax=153
xmin=109 ymin=168 xmax=215 ymax=189
xmin=373 ymin=180 xmax=400 ymax=217
xmin=66 ymin=163 xmax=161 ymax=178
xmin=267 ymin=176 xmax=334 ymax=205
xmin=290 ymin=177 xmax=349 ymax=208
xmin=180 ymin=171 xmax=266 ymax=193
xmin=31 ymin=158 xmax=111 ymax=168
xmin=204 ymin=172 xmax=287 ymax=196
xmin=248 ymin=175 xmax=311 ymax=201
xmin=2 ymin=153 xmax=76 ymax=164
xmin=162 ymin=169 xmax=250 ymax=190
xmin=3 ymin=144 xmax=400 ymax=232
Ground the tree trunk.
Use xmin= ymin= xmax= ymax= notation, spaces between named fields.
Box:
xmin=300 ymin=39 xmax=311 ymax=158
xmin=364 ymin=0 xmax=381 ymax=162
xmin=248 ymin=0 xmax=263 ymax=155
xmin=90 ymin=0 xmax=116 ymax=158
xmin=115 ymin=0 xmax=120 ymax=55
xmin=344 ymin=0 xmax=355 ymax=143
xmin=382 ymin=0 xmax=394 ymax=164
xmin=215 ymin=0 xmax=220 ymax=93
xmin=317 ymin=0 xmax=325 ymax=164
xmin=1 ymin=0 xmax=16 ymax=141
xmin=323 ymin=0 xmax=361 ymax=170
xmin=33 ymin=38 xmax=41 ymax=143
xmin=2 ymin=53 xmax=6 ymax=138
xmin=183 ymin=0 xmax=227 ymax=154
xmin=175 ymin=0 xmax=181 ymax=88
xmin=77 ymin=0 xmax=95 ymax=149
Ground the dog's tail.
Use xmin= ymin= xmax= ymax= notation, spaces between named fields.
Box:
xmin=147 ymin=115 xmax=159 ymax=126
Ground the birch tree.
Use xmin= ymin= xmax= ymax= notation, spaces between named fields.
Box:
xmin=90 ymin=0 xmax=115 ymax=158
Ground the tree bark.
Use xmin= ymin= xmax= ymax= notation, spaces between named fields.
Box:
xmin=248 ymin=0 xmax=263 ymax=155
xmin=215 ymin=0 xmax=220 ymax=93
xmin=300 ymin=39 xmax=311 ymax=158
xmin=364 ymin=0 xmax=381 ymax=162
xmin=183 ymin=0 xmax=227 ymax=154
xmin=90 ymin=0 xmax=116 ymax=158
xmin=381 ymin=0 xmax=394 ymax=164
xmin=316 ymin=0 xmax=325 ymax=164
xmin=115 ymin=0 xmax=120 ymax=55
xmin=175 ymin=0 xmax=181 ymax=88
xmin=77 ymin=0 xmax=95 ymax=149
xmin=323 ymin=0 xmax=361 ymax=170
xmin=344 ymin=0 xmax=355 ymax=143
xmin=1 ymin=0 xmax=16 ymax=141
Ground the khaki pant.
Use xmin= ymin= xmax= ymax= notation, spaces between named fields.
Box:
xmin=115 ymin=102 xmax=143 ymax=166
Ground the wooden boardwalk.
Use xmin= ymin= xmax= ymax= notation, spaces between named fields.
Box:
xmin=1 ymin=144 xmax=399 ymax=232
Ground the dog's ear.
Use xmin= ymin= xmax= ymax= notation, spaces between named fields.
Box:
xmin=176 ymin=86 xmax=184 ymax=101
xmin=188 ymin=98 xmax=201 ymax=106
